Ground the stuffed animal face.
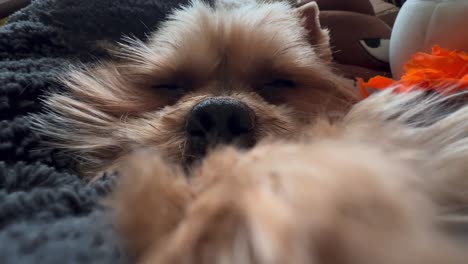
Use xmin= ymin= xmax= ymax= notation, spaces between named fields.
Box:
xmin=305 ymin=0 xmax=393 ymax=80
xmin=320 ymin=11 xmax=391 ymax=72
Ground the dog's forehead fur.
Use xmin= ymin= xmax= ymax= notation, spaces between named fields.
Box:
xmin=137 ymin=1 xmax=320 ymax=85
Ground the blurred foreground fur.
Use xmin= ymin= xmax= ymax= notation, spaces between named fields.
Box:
xmin=111 ymin=90 xmax=468 ymax=264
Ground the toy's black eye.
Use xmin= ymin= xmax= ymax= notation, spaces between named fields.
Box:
xmin=359 ymin=38 xmax=390 ymax=63
xmin=362 ymin=38 xmax=381 ymax=48
xmin=264 ymin=79 xmax=296 ymax=89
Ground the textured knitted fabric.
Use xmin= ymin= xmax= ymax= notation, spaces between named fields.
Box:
xmin=0 ymin=0 xmax=206 ymax=263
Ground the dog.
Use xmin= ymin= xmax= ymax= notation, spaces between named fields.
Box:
xmin=33 ymin=0 xmax=358 ymax=177
xmin=110 ymin=89 xmax=468 ymax=264
xmin=32 ymin=0 xmax=468 ymax=263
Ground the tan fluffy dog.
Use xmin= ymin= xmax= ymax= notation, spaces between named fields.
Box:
xmin=32 ymin=0 xmax=468 ymax=263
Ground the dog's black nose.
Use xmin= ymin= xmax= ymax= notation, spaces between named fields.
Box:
xmin=186 ymin=98 xmax=256 ymax=157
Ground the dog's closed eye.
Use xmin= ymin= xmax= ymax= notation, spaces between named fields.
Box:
xmin=153 ymin=83 xmax=184 ymax=90
xmin=263 ymin=79 xmax=296 ymax=89
xmin=152 ymin=82 xmax=189 ymax=95
xmin=257 ymin=78 xmax=296 ymax=104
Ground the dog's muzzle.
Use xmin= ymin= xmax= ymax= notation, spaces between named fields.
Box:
xmin=185 ymin=97 xmax=256 ymax=162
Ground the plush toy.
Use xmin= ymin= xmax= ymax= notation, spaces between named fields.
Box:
xmin=311 ymin=0 xmax=394 ymax=80
xmin=390 ymin=0 xmax=468 ymax=78
xmin=0 ymin=17 xmax=7 ymax=27
xmin=315 ymin=0 xmax=375 ymax=15
xmin=358 ymin=45 xmax=468 ymax=97
xmin=0 ymin=0 xmax=30 ymax=27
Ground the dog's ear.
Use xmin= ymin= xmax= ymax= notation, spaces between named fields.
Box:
xmin=297 ymin=1 xmax=332 ymax=62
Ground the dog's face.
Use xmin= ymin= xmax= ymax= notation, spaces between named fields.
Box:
xmin=36 ymin=1 xmax=358 ymax=176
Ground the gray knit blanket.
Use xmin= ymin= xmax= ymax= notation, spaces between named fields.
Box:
xmin=0 ymin=0 xmax=203 ymax=263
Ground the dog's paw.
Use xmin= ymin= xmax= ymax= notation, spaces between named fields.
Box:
xmin=109 ymin=149 xmax=192 ymax=259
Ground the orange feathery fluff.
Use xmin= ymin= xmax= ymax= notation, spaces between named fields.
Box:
xmin=358 ymin=45 xmax=468 ymax=98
